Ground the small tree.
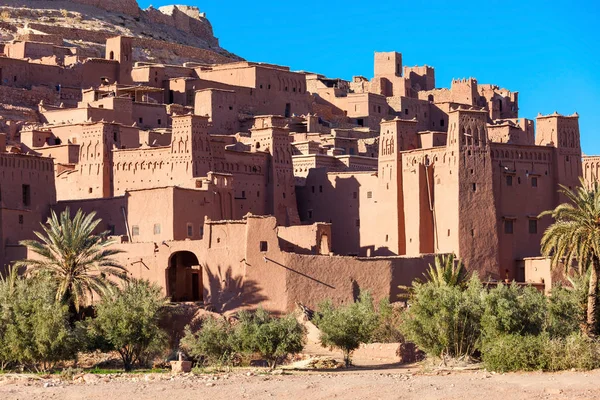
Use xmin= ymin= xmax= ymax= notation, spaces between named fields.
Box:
xmin=236 ymin=308 xmax=306 ymax=369
xmin=0 ymin=269 xmax=80 ymax=371
xmin=400 ymin=275 xmax=485 ymax=359
xmin=314 ymin=292 xmax=379 ymax=367
xmin=93 ymin=279 xmax=168 ymax=371
xmin=181 ymin=317 xmax=239 ymax=367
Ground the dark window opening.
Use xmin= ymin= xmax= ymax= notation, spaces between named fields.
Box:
xmin=404 ymin=108 xmax=409 ymax=115
xmin=357 ymin=118 xmax=364 ymax=127
xmin=367 ymin=191 xmax=373 ymax=199
xmin=319 ymin=185 xmax=323 ymax=193
xmin=157 ymin=119 xmax=162 ymax=125
xmin=472 ymin=183 xmax=477 ymax=192
xmin=353 ymin=192 xmax=357 ymax=199
xmin=311 ymin=186 xmax=315 ymax=193
xmin=138 ymin=117 xmax=143 ymax=124
xmin=504 ymin=220 xmax=514 ymax=234
xmin=440 ymin=119 xmax=445 ymax=127
xmin=532 ymin=177 xmax=538 ymax=187
xmin=22 ymin=184 xmax=31 ymax=207
xmin=355 ymin=219 xmax=360 ymax=227
xmin=18 ymin=214 xmax=23 ymax=225
xmin=241 ymin=190 xmax=246 ymax=198
xmin=308 ymin=210 xmax=313 ymax=219
xmin=260 ymin=241 xmax=268 ymax=252
xmin=377 ymin=106 xmax=381 ymax=113
xmin=506 ymin=175 xmax=513 ymax=186
xmin=518 ymin=177 xmax=521 ymax=184
xmin=529 ymin=219 xmax=538 ymax=234
xmin=187 ymin=224 xmax=193 ymax=237
xmin=113 ymin=132 xmax=118 ymax=141
xmin=284 ymin=103 xmax=291 ymax=118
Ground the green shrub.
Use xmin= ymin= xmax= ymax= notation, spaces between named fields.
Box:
xmin=181 ymin=317 xmax=239 ymax=367
xmin=546 ymin=334 xmax=600 ymax=371
xmin=481 ymin=284 xmax=547 ymax=338
xmin=400 ymin=275 xmax=484 ymax=359
xmin=547 ymin=285 xmax=584 ymax=338
xmin=0 ymin=270 xmax=81 ymax=371
xmin=482 ymin=333 xmax=600 ymax=372
xmin=370 ymin=299 xmax=404 ymax=343
xmin=236 ymin=308 xmax=306 ymax=369
xmin=92 ymin=279 xmax=168 ymax=371
xmin=314 ymin=292 xmax=379 ymax=366
xmin=481 ymin=333 xmax=550 ymax=372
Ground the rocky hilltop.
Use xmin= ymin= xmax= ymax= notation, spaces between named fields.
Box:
xmin=0 ymin=0 xmax=241 ymax=63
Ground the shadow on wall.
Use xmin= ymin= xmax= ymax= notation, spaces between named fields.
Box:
xmin=205 ymin=264 xmax=268 ymax=313
xmin=296 ymin=168 xmax=361 ymax=256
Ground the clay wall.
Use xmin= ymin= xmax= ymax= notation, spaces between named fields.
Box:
xmin=296 ymin=169 xmax=381 ymax=256
xmin=0 ymin=151 xmax=56 ymax=265
xmin=490 ymin=144 xmax=555 ymax=278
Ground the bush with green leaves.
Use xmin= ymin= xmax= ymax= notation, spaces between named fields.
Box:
xmin=371 ymin=298 xmax=404 ymax=343
xmin=235 ymin=308 xmax=306 ymax=369
xmin=547 ymin=284 xmax=584 ymax=338
xmin=181 ymin=317 xmax=239 ymax=367
xmin=0 ymin=268 xmax=81 ymax=371
xmin=92 ymin=279 xmax=168 ymax=371
xmin=481 ymin=283 xmax=547 ymax=339
xmin=314 ymin=292 xmax=380 ymax=366
xmin=400 ymin=275 xmax=485 ymax=359
xmin=481 ymin=333 xmax=550 ymax=372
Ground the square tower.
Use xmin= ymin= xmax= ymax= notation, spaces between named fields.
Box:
xmin=374 ymin=52 xmax=402 ymax=77
xmin=105 ymin=36 xmax=133 ymax=85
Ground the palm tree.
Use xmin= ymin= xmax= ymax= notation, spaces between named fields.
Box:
xmin=14 ymin=208 xmax=128 ymax=313
xmin=539 ymin=178 xmax=600 ymax=337
xmin=424 ymin=254 xmax=466 ymax=288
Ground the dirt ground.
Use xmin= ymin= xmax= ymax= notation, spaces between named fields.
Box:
xmin=1 ymin=366 xmax=600 ymax=400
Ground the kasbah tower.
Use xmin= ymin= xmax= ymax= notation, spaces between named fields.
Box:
xmin=0 ymin=0 xmax=591 ymax=312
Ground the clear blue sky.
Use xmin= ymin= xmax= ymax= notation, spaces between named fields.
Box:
xmin=140 ymin=0 xmax=600 ymax=154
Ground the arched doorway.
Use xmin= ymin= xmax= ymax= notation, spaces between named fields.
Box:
xmin=167 ymin=251 xmax=202 ymax=302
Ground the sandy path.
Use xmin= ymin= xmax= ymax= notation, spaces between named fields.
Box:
xmin=1 ymin=367 xmax=598 ymax=400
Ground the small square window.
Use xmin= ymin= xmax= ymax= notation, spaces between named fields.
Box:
xmin=138 ymin=117 xmax=143 ymax=124
xmin=506 ymin=175 xmax=513 ymax=186
xmin=472 ymin=183 xmax=477 ymax=192
xmin=153 ymin=223 xmax=161 ymax=235
xmin=529 ymin=219 xmax=538 ymax=234
xmin=504 ymin=220 xmax=514 ymax=234
xmin=260 ymin=241 xmax=268 ymax=252
xmin=132 ymin=225 xmax=139 ymax=236
xmin=367 ymin=191 xmax=373 ymax=199
xmin=158 ymin=118 xmax=162 ymax=125
xmin=440 ymin=119 xmax=445 ymax=127
xmin=531 ymin=177 xmax=538 ymax=187
xmin=187 ymin=223 xmax=193 ymax=237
